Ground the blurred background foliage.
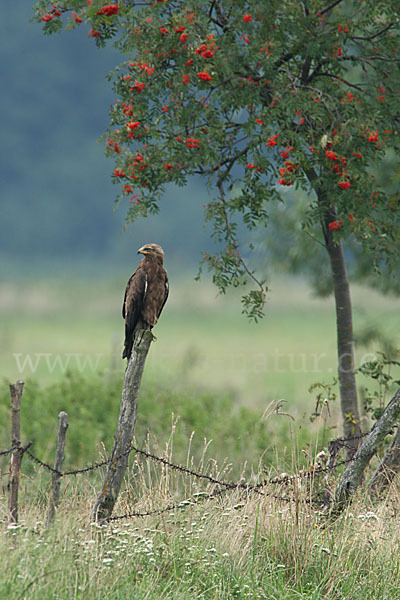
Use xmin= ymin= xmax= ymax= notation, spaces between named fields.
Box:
xmin=1 ymin=4 xmax=214 ymax=279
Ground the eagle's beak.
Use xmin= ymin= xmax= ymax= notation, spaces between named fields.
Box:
xmin=137 ymin=246 xmax=148 ymax=255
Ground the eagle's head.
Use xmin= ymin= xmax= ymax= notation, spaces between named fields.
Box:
xmin=137 ymin=243 xmax=165 ymax=264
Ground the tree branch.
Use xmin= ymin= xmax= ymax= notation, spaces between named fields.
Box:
xmin=216 ymin=176 xmax=265 ymax=292
xmin=351 ymin=23 xmax=395 ymax=42
xmin=208 ymin=0 xmax=230 ymax=31
xmin=318 ymin=0 xmax=344 ymax=17
xmin=310 ymin=71 xmax=366 ymax=93
xmin=298 ymin=0 xmax=310 ymax=17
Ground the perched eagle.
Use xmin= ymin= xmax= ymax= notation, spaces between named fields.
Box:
xmin=122 ymin=243 xmax=169 ymax=360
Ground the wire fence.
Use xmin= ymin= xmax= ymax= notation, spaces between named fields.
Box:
xmin=0 ymin=431 xmax=367 ymax=522
xmin=0 ymin=447 xmax=13 ymax=457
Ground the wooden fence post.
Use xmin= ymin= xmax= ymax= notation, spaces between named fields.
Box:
xmin=91 ymin=330 xmax=153 ymax=521
xmin=46 ymin=411 xmax=68 ymax=525
xmin=8 ymin=381 xmax=24 ymax=524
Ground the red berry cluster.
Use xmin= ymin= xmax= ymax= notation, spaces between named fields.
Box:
xmin=41 ymin=4 xmax=62 ymax=21
xmin=96 ymin=4 xmax=119 ymax=17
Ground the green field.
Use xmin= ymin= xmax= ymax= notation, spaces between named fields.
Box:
xmin=2 ymin=275 xmax=399 ymax=413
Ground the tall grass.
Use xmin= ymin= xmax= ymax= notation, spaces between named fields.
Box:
xmin=1 ymin=438 xmax=400 ymax=600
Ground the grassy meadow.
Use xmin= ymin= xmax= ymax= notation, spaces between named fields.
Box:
xmin=1 ymin=274 xmax=400 ymax=599
xmin=2 ymin=450 xmax=400 ymax=600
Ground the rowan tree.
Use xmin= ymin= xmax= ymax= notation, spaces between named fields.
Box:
xmin=33 ymin=0 xmax=400 ymax=452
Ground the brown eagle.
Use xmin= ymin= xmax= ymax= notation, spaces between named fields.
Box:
xmin=122 ymin=243 xmax=169 ymax=360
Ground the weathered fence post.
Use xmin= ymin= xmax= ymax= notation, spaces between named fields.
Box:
xmin=91 ymin=330 xmax=153 ymax=521
xmin=46 ymin=411 xmax=69 ymax=525
xmin=333 ymin=388 xmax=400 ymax=513
xmin=8 ymin=381 xmax=24 ymax=523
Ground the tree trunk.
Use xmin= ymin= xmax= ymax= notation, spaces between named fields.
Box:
xmin=307 ymin=174 xmax=362 ymax=458
xmin=91 ymin=330 xmax=153 ymax=521
xmin=333 ymin=388 xmax=400 ymax=513
xmin=367 ymin=424 xmax=400 ymax=500
xmin=324 ymin=225 xmax=362 ymax=458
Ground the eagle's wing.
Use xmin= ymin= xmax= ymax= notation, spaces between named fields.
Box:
xmin=158 ymin=272 xmax=169 ymax=319
xmin=122 ymin=285 xmax=127 ymax=319
xmin=122 ymin=265 xmax=147 ymax=359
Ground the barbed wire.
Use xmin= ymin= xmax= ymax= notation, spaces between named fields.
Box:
xmin=24 ymin=442 xmax=298 ymax=523
xmin=105 ymin=489 xmax=230 ymax=522
xmin=0 ymin=442 xmax=32 ymax=458
xmin=2 ymin=431 xmax=378 ymax=523
xmin=106 ymin=455 xmax=341 ymax=522
xmin=131 ymin=444 xmax=358 ymax=490
xmin=105 ymin=502 xmax=195 ymax=522
xmin=3 ymin=429 xmax=377 ymax=523
xmin=23 ymin=432 xmax=360 ymax=488
xmin=25 ymin=450 xmax=61 ymax=474
xmin=133 ymin=446 xmax=262 ymax=492
xmin=3 ymin=429 xmax=371 ymax=478
xmin=332 ymin=432 xmax=369 ymax=444
xmin=0 ymin=447 xmax=13 ymax=457
xmin=265 ymin=458 xmax=352 ymax=486
xmin=25 ymin=444 xmax=266 ymax=496
xmin=2 ymin=392 xmax=395 ymax=525
xmin=24 ymin=442 xmax=313 ymax=509
xmin=25 ymin=445 xmax=135 ymax=477
xmin=105 ymin=476 xmax=306 ymax=523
